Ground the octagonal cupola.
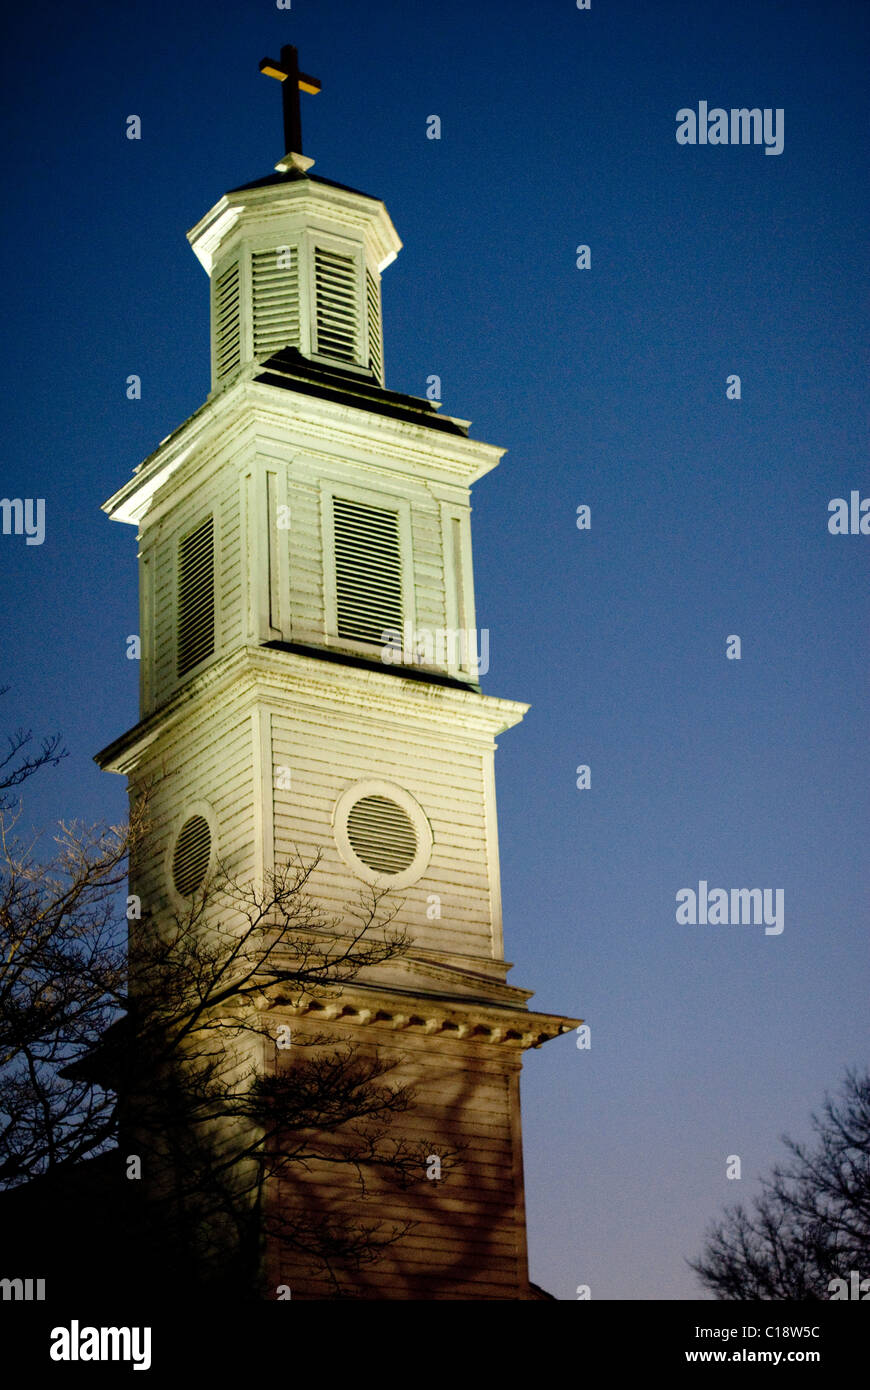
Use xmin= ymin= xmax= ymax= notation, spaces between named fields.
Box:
xmin=188 ymin=171 xmax=401 ymax=392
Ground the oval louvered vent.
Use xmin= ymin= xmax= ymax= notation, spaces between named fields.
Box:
xmin=214 ymin=261 xmax=241 ymax=380
xmin=173 ymin=815 xmax=211 ymax=897
xmin=177 ymin=517 xmax=215 ymax=677
xmin=252 ymin=247 xmax=300 ymax=359
xmin=347 ymin=795 xmax=417 ymax=875
xmin=315 ymin=247 xmax=360 ymax=362
xmin=365 ymin=268 xmax=383 ymax=382
xmin=333 ymin=497 xmax=403 ymax=643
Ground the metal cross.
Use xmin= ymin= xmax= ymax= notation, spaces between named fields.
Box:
xmin=259 ymin=45 xmax=321 ymax=157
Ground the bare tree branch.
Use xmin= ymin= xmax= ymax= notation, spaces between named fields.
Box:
xmin=689 ymin=1069 xmax=870 ymax=1299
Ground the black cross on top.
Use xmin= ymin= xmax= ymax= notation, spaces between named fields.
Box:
xmin=259 ymin=45 xmax=321 ymax=157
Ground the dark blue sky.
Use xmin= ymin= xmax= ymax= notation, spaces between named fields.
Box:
xmin=1 ymin=0 xmax=867 ymax=1299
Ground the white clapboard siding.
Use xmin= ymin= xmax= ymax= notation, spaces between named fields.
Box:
xmin=270 ymin=711 xmax=492 ymax=953
xmin=410 ymin=502 xmax=448 ymax=631
xmin=128 ymin=713 xmax=255 ymax=910
xmin=267 ymin=1019 xmax=526 ymax=1299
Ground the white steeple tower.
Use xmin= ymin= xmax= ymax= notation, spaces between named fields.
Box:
xmin=97 ymin=44 xmax=578 ymax=1300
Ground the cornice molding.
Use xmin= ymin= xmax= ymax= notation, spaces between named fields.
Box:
xmin=95 ymin=645 xmax=529 ymax=774
xmin=187 ymin=180 xmax=402 ymax=277
xmin=103 ymin=377 xmax=504 ymax=527
xmin=256 ymin=980 xmax=581 ymax=1052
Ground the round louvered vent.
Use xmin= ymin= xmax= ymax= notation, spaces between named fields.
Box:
xmin=346 ymin=795 xmax=417 ymax=875
xmin=172 ymin=815 xmax=212 ymax=897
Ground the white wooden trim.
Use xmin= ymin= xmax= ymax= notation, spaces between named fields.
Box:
xmin=252 ymin=707 xmax=274 ymax=885
xmin=244 ymin=460 xmax=283 ymax=644
xmin=273 ymin=462 xmax=291 ymax=642
xmin=140 ymin=547 xmax=154 ymax=712
xmin=237 ymin=245 xmax=253 ymax=374
xmin=266 ymin=467 xmax=281 ymax=638
xmin=439 ymin=501 xmax=476 ymax=679
xmin=483 ymin=744 xmax=504 ymax=960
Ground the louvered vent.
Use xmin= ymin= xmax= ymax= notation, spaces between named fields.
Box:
xmin=333 ymin=497 xmax=402 ymax=643
xmin=252 ymin=247 xmax=300 ymax=359
xmin=177 ymin=517 xmax=215 ymax=677
xmin=347 ymin=795 xmax=417 ymax=875
xmin=366 ymin=268 xmax=383 ymax=381
xmin=173 ymin=815 xmax=212 ymax=897
xmin=314 ymin=248 xmax=360 ymax=362
xmin=214 ymin=262 xmax=241 ymax=381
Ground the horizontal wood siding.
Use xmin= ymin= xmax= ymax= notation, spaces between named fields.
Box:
xmin=264 ymin=1016 xmax=527 ymax=1299
xmin=270 ymin=709 xmax=492 ymax=955
xmin=410 ymin=499 xmax=446 ymax=635
xmin=128 ymin=708 xmax=255 ymax=915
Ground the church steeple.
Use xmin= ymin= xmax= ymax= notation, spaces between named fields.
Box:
xmin=97 ymin=44 xmax=579 ymax=1301
xmin=188 ymin=46 xmax=399 ymax=393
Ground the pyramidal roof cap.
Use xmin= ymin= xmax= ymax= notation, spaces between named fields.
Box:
xmin=228 ymin=167 xmax=377 ymax=201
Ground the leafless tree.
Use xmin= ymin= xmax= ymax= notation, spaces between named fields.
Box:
xmin=0 ymin=686 xmax=123 ymax=1183
xmin=689 ymin=1069 xmax=870 ymax=1299
xmin=120 ymin=853 xmax=451 ymax=1297
xmin=0 ymin=684 xmax=67 ymax=811
xmin=0 ymin=692 xmax=454 ymax=1298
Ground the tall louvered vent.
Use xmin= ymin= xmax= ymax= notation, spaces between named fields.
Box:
xmin=173 ymin=815 xmax=212 ymax=897
xmin=314 ymin=248 xmax=359 ymax=362
xmin=252 ymin=246 xmax=300 ymax=359
xmin=366 ymin=268 xmax=383 ymax=381
xmin=214 ymin=261 xmax=241 ymax=380
xmin=333 ymin=497 xmax=402 ymax=643
xmin=347 ymin=795 xmax=417 ymax=874
xmin=177 ymin=517 xmax=215 ymax=677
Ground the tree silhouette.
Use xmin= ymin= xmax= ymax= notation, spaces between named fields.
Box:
xmin=0 ymin=695 xmax=453 ymax=1298
xmin=118 ymin=851 xmax=451 ymax=1298
xmin=689 ymin=1069 xmax=870 ymax=1300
